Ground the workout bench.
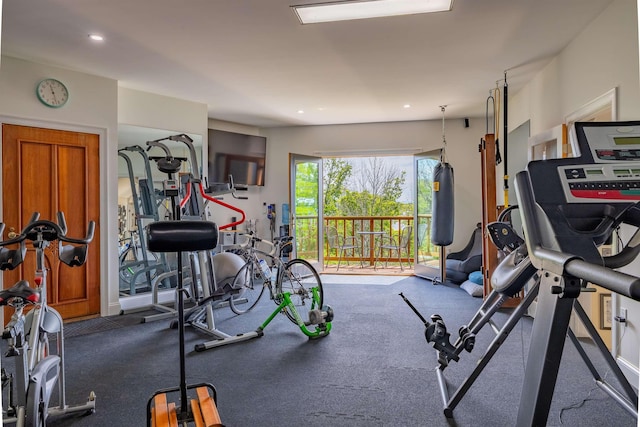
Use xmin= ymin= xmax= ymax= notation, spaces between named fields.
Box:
xmin=150 ymin=385 xmax=222 ymax=427
xmin=145 ymin=220 xmax=224 ymax=427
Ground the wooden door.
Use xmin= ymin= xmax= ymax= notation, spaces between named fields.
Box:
xmin=2 ymin=124 xmax=101 ymax=320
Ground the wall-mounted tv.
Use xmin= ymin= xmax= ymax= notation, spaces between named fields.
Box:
xmin=207 ymin=129 xmax=266 ymax=187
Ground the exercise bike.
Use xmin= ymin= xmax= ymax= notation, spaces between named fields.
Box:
xmin=0 ymin=212 xmax=96 ymax=426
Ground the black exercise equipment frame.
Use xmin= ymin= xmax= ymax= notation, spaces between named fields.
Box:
xmin=514 ymin=121 xmax=640 ymax=426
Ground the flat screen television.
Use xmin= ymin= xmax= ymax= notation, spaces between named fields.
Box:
xmin=207 ymin=129 xmax=266 ymax=187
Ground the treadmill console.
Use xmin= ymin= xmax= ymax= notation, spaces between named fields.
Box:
xmin=559 ymin=123 xmax=640 ymax=203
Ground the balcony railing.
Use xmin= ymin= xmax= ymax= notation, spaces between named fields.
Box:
xmin=293 ymin=215 xmax=436 ymax=267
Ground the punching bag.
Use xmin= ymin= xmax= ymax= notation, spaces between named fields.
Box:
xmin=431 ymin=161 xmax=455 ymax=246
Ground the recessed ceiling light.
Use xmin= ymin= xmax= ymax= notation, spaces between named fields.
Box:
xmin=88 ymin=34 xmax=104 ymax=42
xmin=403 ymin=104 xmax=411 ymax=109
xmin=298 ymin=110 xmax=305 ymax=114
xmin=292 ymin=0 xmax=453 ymax=24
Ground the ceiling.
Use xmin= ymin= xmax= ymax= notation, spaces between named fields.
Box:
xmin=2 ymin=0 xmax=614 ymax=128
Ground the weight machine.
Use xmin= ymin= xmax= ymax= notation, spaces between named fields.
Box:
xmin=144 ymin=134 xmax=260 ymax=350
xmin=117 ymin=147 xmax=170 ymax=295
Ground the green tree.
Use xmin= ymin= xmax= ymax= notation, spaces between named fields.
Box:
xmin=294 ymin=160 xmax=320 ymax=258
xmin=323 ymin=158 xmax=352 ymax=216
xmin=294 ymin=161 xmax=319 ymax=216
xmin=348 ymin=157 xmax=406 ymax=216
xmin=417 ymin=158 xmax=436 ymax=215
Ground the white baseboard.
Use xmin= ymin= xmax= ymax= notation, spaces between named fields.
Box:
xmin=617 ymin=356 xmax=639 ymax=392
xmin=106 ymin=301 xmax=122 ymax=316
xmin=118 ymin=289 xmax=175 ymax=313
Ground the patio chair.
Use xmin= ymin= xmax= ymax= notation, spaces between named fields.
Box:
xmin=325 ymin=226 xmax=363 ymax=270
xmin=377 ymin=225 xmax=413 ymax=271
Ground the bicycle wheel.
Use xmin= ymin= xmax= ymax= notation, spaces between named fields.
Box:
xmin=229 ymin=260 xmax=266 ymax=315
xmin=277 ymin=259 xmax=323 ymax=324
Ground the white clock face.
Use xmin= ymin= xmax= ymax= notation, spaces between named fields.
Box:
xmin=37 ymin=79 xmax=69 ymax=108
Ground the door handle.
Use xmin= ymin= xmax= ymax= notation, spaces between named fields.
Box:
xmin=7 ymin=227 xmax=17 ymax=239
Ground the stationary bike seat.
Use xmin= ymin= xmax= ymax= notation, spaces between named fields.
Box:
xmin=0 ymin=280 xmax=39 ymax=306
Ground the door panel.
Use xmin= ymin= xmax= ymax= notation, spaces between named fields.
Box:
xmin=414 ymin=151 xmax=442 ymax=279
xmin=289 ymin=154 xmax=323 ymax=270
xmin=2 ymin=124 xmax=101 ymax=320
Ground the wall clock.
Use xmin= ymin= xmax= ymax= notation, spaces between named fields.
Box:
xmin=36 ymin=78 xmax=69 ymax=108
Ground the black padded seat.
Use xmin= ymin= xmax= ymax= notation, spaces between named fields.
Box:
xmin=446 ymin=223 xmax=483 ymax=284
xmin=147 ymin=221 xmax=218 ymax=253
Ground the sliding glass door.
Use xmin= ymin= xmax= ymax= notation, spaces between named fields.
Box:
xmin=414 ymin=151 xmax=442 ymax=279
xmin=289 ymin=154 xmax=323 ymax=270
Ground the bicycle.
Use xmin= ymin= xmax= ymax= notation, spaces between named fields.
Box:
xmin=226 ymin=233 xmax=332 ymax=338
xmin=0 ymin=212 xmax=96 ymax=426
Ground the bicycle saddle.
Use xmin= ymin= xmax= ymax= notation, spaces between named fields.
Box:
xmin=0 ymin=280 xmax=39 ymax=306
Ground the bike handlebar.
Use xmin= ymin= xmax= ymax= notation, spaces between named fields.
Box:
xmin=0 ymin=212 xmax=95 ymax=247
xmin=238 ymin=232 xmax=278 ymax=256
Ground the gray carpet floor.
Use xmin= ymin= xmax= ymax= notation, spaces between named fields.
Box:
xmin=6 ymin=276 xmax=636 ymax=426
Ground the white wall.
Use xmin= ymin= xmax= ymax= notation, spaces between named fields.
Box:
xmin=510 ymin=0 xmax=640 ymax=133
xmin=119 ymin=87 xmax=208 ymax=138
xmin=509 ymin=0 xmax=640 ymax=384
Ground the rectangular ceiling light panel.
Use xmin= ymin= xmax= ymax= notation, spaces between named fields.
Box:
xmin=293 ymin=0 xmax=453 ymax=24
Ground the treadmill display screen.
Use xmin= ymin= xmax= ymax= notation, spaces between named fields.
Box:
xmin=613 ymin=136 xmax=640 ymax=145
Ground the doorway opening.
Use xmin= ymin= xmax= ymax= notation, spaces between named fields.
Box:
xmin=291 ymin=153 xmax=440 ymax=277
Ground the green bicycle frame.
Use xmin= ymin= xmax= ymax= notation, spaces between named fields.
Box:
xmin=257 ymin=287 xmax=331 ymax=339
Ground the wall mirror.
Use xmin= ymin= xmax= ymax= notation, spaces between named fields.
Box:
xmin=117 ymin=124 xmax=203 ymax=298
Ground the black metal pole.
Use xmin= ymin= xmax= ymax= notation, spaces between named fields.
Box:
xmin=171 ymin=183 xmax=189 ymax=420
xmin=503 ymin=73 xmax=509 ymax=204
